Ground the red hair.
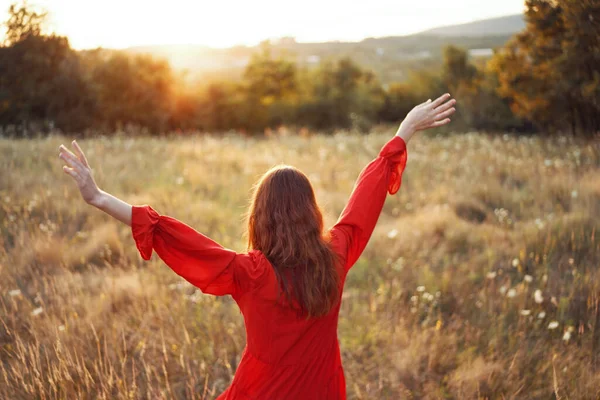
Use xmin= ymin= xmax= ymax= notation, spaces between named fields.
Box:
xmin=245 ymin=165 xmax=341 ymax=318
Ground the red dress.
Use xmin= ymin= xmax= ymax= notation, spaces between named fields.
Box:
xmin=131 ymin=135 xmax=408 ymax=399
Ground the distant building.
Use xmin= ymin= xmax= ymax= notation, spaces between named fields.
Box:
xmin=469 ymin=48 xmax=494 ymax=58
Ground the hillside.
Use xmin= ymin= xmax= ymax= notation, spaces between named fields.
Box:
xmin=421 ymin=14 xmax=525 ymax=36
xmin=126 ymin=14 xmax=525 ymax=84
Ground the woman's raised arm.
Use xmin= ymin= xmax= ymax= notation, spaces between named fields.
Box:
xmin=329 ymin=93 xmax=456 ymax=273
xmin=58 ymin=141 xmax=247 ymax=297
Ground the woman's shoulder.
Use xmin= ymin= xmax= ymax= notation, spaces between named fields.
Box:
xmin=233 ymin=249 xmax=272 ymax=282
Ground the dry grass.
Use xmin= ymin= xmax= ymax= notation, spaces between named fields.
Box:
xmin=1 ymin=130 xmax=599 ymax=399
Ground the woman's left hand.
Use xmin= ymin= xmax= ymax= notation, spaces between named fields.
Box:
xmin=58 ymin=140 xmax=102 ymax=206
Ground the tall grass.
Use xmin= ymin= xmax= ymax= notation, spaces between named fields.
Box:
xmin=1 ymin=130 xmax=599 ymax=399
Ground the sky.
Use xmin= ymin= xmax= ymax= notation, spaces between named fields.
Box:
xmin=0 ymin=0 xmax=526 ymax=49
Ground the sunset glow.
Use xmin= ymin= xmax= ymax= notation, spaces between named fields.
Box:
xmin=0 ymin=0 xmax=525 ymax=49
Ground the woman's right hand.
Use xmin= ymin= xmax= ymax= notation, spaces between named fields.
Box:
xmin=395 ymin=93 xmax=456 ymax=143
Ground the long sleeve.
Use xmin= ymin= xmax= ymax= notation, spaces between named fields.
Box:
xmin=329 ymin=135 xmax=408 ymax=272
xmin=131 ymin=204 xmax=239 ymax=296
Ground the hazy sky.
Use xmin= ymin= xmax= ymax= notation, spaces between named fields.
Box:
xmin=0 ymin=0 xmax=526 ymax=49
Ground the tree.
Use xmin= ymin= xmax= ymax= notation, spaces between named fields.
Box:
xmin=2 ymin=1 xmax=47 ymax=47
xmin=490 ymin=0 xmax=600 ymax=136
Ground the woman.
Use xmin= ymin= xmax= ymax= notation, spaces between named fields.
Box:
xmin=58 ymin=93 xmax=456 ymax=399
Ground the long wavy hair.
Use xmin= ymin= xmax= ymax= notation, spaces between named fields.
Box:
xmin=245 ymin=165 xmax=341 ymax=318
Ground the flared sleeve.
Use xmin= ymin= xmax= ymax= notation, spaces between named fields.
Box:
xmin=131 ymin=204 xmax=239 ymax=296
xmin=329 ymin=135 xmax=408 ymax=272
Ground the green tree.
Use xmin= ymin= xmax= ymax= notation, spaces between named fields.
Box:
xmin=0 ymin=2 xmax=94 ymax=134
xmin=490 ymin=0 xmax=600 ymax=135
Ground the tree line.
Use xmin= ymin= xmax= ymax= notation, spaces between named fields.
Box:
xmin=0 ymin=0 xmax=598 ymax=137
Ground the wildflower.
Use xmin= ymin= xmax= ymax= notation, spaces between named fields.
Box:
xmin=512 ymin=258 xmax=519 ymax=267
xmin=544 ymin=159 xmax=552 ymax=166
xmin=416 ymin=286 xmax=425 ymax=292
xmin=486 ymin=271 xmax=497 ymax=279
xmin=568 ymin=258 xmax=574 ymax=265
xmin=524 ymin=275 xmax=533 ymax=283
xmin=499 ymin=285 xmax=508 ymax=295
xmin=410 ymin=296 xmax=418 ymax=303
xmin=175 ymin=177 xmax=184 ymax=185
xmin=507 ymin=288 xmax=517 ymax=298
xmin=535 ymin=218 xmax=545 ymax=229
xmin=58 ymin=325 xmax=65 ymax=332
xmin=31 ymin=307 xmax=43 ymax=317
xmin=387 ymin=229 xmax=398 ymax=239
xmin=534 ymin=290 xmax=544 ymax=304
xmin=538 ymin=311 xmax=546 ymax=319
xmin=520 ymin=309 xmax=531 ymax=316
xmin=562 ymin=331 xmax=571 ymax=342
xmin=571 ymin=190 xmax=578 ymax=198
xmin=548 ymin=321 xmax=559 ymax=330
xmin=9 ymin=289 xmax=21 ymax=297
xmin=422 ymin=292 xmax=434 ymax=302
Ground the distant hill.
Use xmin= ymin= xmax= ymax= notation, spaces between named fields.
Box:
xmin=126 ymin=14 xmax=526 ymax=84
xmin=420 ymin=14 xmax=525 ymax=37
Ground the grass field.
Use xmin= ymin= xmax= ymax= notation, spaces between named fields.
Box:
xmin=1 ymin=129 xmax=599 ymax=399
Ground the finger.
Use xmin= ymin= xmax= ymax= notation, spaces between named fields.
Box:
xmin=430 ymin=93 xmax=451 ymax=109
xmin=59 ymin=147 xmax=86 ymax=172
xmin=434 ymin=98 xmax=456 ymax=113
xmin=429 ymin=118 xmax=451 ymax=128
xmin=435 ymin=107 xmax=456 ymax=121
xmin=418 ymin=98 xmax=432 ymax=107
xmin=71 ymin=140 xmax=90 ymax=168
xmin=63 ymin=165 xmax=80 ymax=180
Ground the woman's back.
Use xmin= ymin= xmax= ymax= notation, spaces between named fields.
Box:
xmin=221 ymin=247 xmax=348 ymax=399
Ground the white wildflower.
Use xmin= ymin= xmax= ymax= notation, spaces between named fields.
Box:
xmin=410 ymin=296 xmax=418 ymax=303
xmin=507 ymin=288 xmax=517 ymax=298
xmin=512 ymin=258 xmax=519 ymax=267
xmin=31 ymin=307 xmax=43 ymax=317
xmin=387 ymin=229 xmax=398 ymax=239
xmin=486 ymin=271 xmax=497 ymax=279
xmin=520 ymin=309 xmax=531 ymax=316
xmin=562 ymin=331 xmax=571 ymax=342
xmin=571 ymin=190 xmax=578 ymax=198
xmin=9 ymin=289 xmax=21 ymax=297
xmin=58 ymin=325 xmax=65 ymax=332
xmin=544 ymin=159 xmax=553 ymax=166
xmin=538 ymin=311 xmax=546 ymax=319
xmin=534 ymin=289 xmax=544 ymax=304
xmin=416 ymin=286 xmax=425 ymax=292
xmin=499 ymin=285 xmax=508 ymax=295
xmin=524 ymin=275 xmax=533 ymax=283
xmin=548 ymin=321 xmax=559 ymax=330
xmin=423 ymin=292 xmax=434 ymax=302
